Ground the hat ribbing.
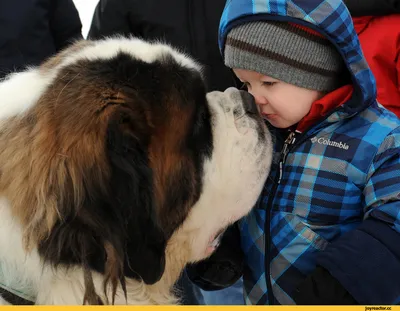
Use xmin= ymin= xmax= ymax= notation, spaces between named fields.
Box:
xmin=224 ymin=21 xmax=345 ymax=92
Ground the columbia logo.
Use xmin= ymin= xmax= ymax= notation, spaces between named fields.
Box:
xmin=310 ymin=137 xmax=349 ymax=150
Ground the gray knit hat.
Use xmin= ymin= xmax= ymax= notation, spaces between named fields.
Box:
xmin=224 ymin=21 xmax=345 ymax=92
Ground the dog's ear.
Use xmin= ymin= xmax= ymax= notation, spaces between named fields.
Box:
xmin=106 ymin=107 xmax=167 ymax=285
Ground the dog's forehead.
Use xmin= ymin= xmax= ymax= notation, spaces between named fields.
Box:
xmin=58 ymin=38 xmax=202 ymax=74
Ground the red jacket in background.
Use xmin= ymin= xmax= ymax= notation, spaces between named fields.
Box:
xmin=353 ymin=15 xmax=400 ymax=117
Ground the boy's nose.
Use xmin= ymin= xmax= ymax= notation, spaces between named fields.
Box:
xmin=252 ymin=93 xmax=268 ymax=106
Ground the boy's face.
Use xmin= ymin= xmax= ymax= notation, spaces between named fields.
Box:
xmin=233 ymin=69 xmax=324 ymax=129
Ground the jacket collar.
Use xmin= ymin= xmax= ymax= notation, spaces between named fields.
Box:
xmin=296 ymin=85 xmax=354 ymax=133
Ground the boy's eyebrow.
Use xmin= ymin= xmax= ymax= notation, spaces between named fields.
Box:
xmin=260 ymin=75 xmax=279 ymax=82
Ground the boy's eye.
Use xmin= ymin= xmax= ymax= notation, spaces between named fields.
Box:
xmin=262 ymin=81 xmax=276 ymax=87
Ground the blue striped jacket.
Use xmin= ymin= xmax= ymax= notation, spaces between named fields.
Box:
xmin=219 ymin=0 xmax=400 ymax=305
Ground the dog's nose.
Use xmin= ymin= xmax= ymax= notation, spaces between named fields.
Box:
xmin=240 ymin=90 xmax=258 ymax=114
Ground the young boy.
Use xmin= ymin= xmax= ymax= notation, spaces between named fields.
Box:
xmin=187 ymin=0 xmax=400 ymax=305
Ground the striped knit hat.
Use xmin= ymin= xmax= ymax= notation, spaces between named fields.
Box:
xmin=224 ymin=21 xmax=345 ymax=92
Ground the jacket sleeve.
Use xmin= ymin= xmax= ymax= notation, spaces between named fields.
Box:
xmin=315 ymin=127 xmax=400 ymax=305
xmin=293 ymin=266 xmax=358 ymax=305
xmin=49 ymin=0 xmax=83 ymax=51
xmin=343 ymin=0 xmax=400 ymax=16
xmin=88 ymin=0 xmax=137 ymax=40
xmin=186 ymin=222 xmax=243 ymax=291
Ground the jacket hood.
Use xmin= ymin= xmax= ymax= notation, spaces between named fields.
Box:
xmin=219 ymin=0 xmax=377 ymax=117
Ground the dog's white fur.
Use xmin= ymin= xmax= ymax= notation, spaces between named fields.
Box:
xmin=0 ymin=38 xmax=272 ymax=305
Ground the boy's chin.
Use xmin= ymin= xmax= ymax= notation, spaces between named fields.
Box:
xmin=263 ymin=116 xmax=294 ymax=129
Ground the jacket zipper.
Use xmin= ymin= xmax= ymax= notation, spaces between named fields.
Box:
xmin=278 ymin=131 xmax=297 ymax=183
xmin=264 ymin=130 xmax=297 ymax=304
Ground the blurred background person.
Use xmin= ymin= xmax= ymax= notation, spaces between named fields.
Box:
xmin=0 ymin=0 xmax=83 ymax=79
xmin=88 ymin=0 xmax=239 ymax=93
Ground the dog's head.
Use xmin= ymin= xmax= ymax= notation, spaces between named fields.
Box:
xmin=0 ymin=38 xmax=272 ymax=303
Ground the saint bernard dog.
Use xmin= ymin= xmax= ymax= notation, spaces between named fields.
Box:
xmin=0 ymin=37 xmax=272 ymax=305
